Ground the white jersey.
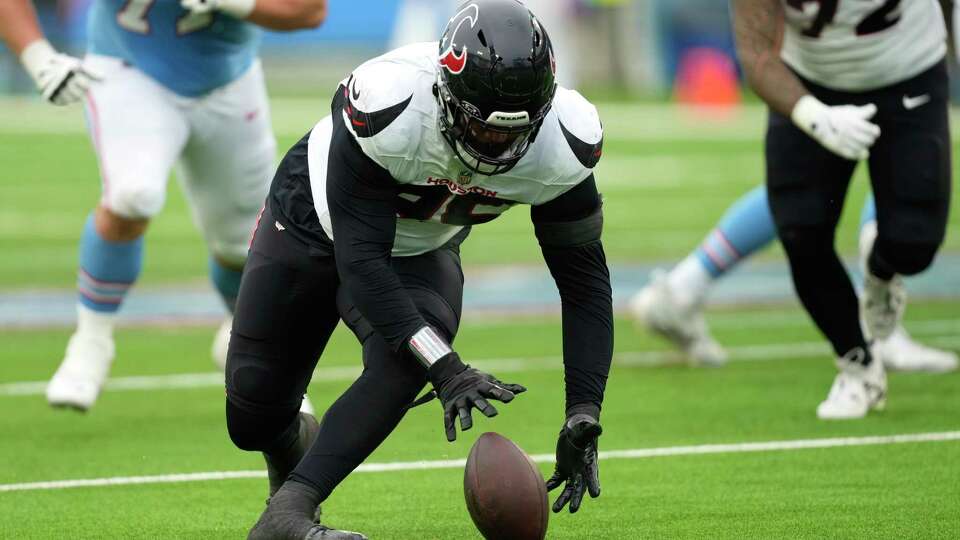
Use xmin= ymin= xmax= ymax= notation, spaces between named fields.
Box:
xmin=781 ymin=0 xmax=946 ymax=91
xmin=307 ymin=42 xmax=602 ymax=257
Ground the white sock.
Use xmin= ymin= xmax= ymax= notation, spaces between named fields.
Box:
xmin=667 ymin=254 xmax=714 ymax=310
xmin=75 ymin=304 xmax=116 ymax=340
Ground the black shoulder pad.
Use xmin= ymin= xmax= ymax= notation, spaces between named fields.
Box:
xmin=559 ymin=119 xmax=603 ymax=169
xmin=336 ymin=75 xmax=413 ymax=138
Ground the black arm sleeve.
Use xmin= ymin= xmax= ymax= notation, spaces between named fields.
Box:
xmin=326 ymin=115 xmax=428 ymax=353
xmin=531 ymin=175 xmax=613 ymax=417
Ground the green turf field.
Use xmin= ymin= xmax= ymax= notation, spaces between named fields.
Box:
xmin=1 ymin=98 xmax=958 ymax=538
xmin=1 ymin=307 xmax=959 ymax=538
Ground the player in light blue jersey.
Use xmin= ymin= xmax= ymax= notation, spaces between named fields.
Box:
xmin=0 ymin=0 xmax=326 ymax=412
xmin=87 ymin=0 xmax=261 ymax=97
xmin=629 ymin=186 xmax=958 ymax=373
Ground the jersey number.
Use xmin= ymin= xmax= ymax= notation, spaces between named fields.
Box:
xmin=785 ymin=0 xmax=902 ymax=38
xmin=117 ymin=0 xmax=214 ymax=35
xmin=395 ymin=186 xmax=515 ymax=226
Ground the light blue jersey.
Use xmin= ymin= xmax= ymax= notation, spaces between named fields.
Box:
xmin=88 ymin=0 xmax=260 ymax=97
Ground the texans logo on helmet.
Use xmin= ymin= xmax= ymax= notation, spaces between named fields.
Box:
xmin=439 ymin=3 xmax=479 ymax=75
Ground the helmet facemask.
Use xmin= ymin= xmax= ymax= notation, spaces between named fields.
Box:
xmin=436 ymin=75 xmax=552 ymax=175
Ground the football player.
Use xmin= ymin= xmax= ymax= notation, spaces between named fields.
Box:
xmin=729 ymin=0 xmax=952 ymax=419
xmin=630 ymin=185 xmax=957 ymax=372
xmin=0 ymin=0 xmax=325 ymax=412
xmin=225 ymin=1 xmax=612 ymax=537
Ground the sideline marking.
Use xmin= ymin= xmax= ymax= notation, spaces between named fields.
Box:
xmin=1 ymin=431 xmax=957 ymax=492
xmin=3 ymin=334 xmax=959 ymax=397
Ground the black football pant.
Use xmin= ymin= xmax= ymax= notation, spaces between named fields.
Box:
xmin=225 ymin=202 xmax=465 ymax=501
xmin=766 ymin=61 xmax=951 ymax=359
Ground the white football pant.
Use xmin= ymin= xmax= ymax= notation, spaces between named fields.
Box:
xmin=82 ymin=54 xmax=276 ymax=266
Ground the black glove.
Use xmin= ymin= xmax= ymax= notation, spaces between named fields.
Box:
xmin=427 ymin=352 xmax=526 ymax=442
xmin=546 ymin=412 xmax=602 ymax=513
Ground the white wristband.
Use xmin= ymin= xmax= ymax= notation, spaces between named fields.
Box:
xmin=19 ymin=39 xmax=57 ymax=82
xmin=408 ymin=326 xmax=452 ymax=367
xmin=790 ymin=94 xmax=826 ymax=135
xmin=218 ymin=0 xmax=256 ymax=19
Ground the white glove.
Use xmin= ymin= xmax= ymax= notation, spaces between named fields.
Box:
xmin=20 ymin=40 xmax=100 ymax=106
xmin=791 ymin=95 xmax=881 ymax=161
xmin=180 ymin=0 xmax=255 ymax=18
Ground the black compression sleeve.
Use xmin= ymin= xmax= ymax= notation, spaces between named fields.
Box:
xmin=531 ymin=175 xmax=613 ymax=414
xmin=326 ymin=116 xmax=428 ymax=352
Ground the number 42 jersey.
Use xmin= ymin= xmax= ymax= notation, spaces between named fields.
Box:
xmin=781 ymin=0 xmax=946 ymax=91
xmin=305 ymin=42 xmax=604 ymax=257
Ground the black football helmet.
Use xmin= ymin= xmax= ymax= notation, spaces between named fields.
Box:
xmin=435 ymin=0 xmax=557 ymax=175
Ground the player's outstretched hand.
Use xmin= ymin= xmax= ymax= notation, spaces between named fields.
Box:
xmin=427 ymin=352 xmax=526 ymax=442
xmin=20 ymin=40 xmax=100 ymax=106
xmin=546 ymin=413 xmax=602 ymax=514
xmin=791 ymin=95 xmax=880 ymax=161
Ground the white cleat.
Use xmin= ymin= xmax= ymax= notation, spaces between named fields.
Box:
xmin=817 ymin=346 xmax=887 ymax=420
xmin=46 ymin=332 xmax=115 ymax=411
xmin=628 ymin=270 xmax=728 ymax=367
xmin=213 ymin=315 xmax=317 ymax=414
xmin=861 ymin=273 xmax=906 ymax=340
xmin=875 ymin=326 xmax=959 ymax=373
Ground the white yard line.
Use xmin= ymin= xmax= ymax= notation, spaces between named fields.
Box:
xmin=1 ymin=431 xmax=957 ymax=493
xmin=706 ymin=314 xmax=960 ymax=333
xmin=2 ymin=333 xmax=959 ymax=397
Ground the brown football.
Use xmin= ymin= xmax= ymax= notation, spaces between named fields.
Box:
xmin=464 ymin=432 xmax=549 ymax=540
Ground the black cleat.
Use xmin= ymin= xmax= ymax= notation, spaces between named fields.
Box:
xmin=248 ymin=482 xmax=367 ymax=540
xmin=265 ymin=412 xmax=321 ymax=498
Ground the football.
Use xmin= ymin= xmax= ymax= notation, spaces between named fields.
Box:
xmin=463 ymin=432 xmax=549 ymax=540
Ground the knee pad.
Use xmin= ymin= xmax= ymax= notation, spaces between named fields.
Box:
xmin=337 ymin=285 xmax=459 ymax=346
xmin=225 ymin=351 xmax=302 ymax=452
xmin=225 ymin=334 xmax=308 ymax=414
xmin=406 ymin=286 xmax=459 ymax=342
xmin=226 ymin=398 xmax=298 ymax=452
xmin=872 ymin=238 xmax=939 ymax=276
xmin=105 ymin=182 xmax=166 ymax=219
